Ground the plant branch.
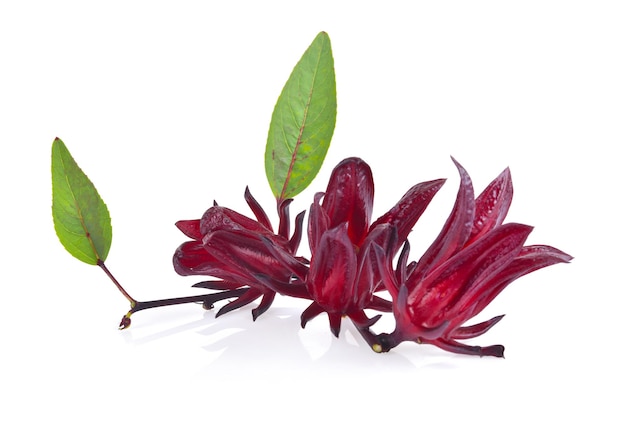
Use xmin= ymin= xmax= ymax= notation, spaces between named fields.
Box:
xmin=97 ymin=260 xmax=242 ymax=329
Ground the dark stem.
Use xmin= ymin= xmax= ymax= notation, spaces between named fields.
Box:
xmin=97 ymin=260 xmax=223 ymax=330
xmin=355 ymin=325 xmax=383 ymax=351
xmin=373 ymin=332 xmax=398 ymax=353
xmin=130 ymin=295 xmax=217 ymax=313
xmin=118 ymin=292 xmax=219 ymax=330
xmin=348 ymin=311 xmax=389 ymax=353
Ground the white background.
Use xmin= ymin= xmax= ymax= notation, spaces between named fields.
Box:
xmin=1 ymin=1 xmax=624 ymax=426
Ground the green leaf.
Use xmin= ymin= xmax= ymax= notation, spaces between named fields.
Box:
xmin=265 ymin=31 xmax=337 ymax=201
xmin=51 ymin=137 xmax=112 ymax=265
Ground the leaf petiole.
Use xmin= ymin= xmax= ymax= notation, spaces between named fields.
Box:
xmin=97 ymin=260 xmax=137 ymax=306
